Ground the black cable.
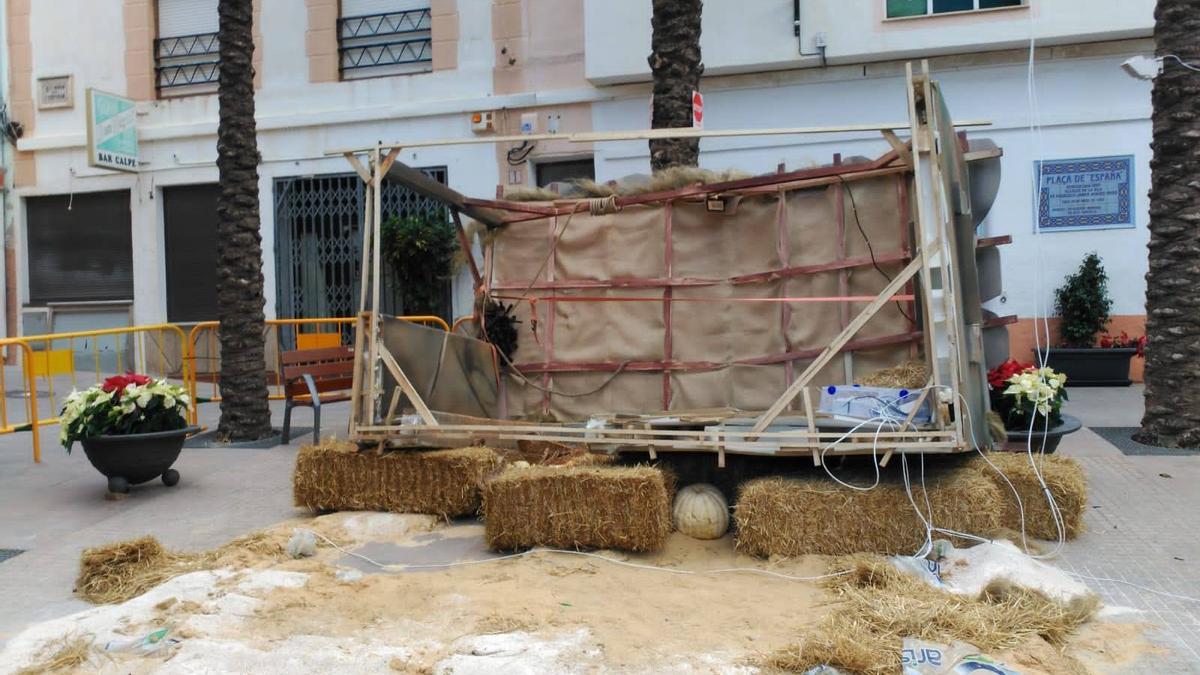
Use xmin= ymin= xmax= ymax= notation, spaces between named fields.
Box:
xmin=506 ymin=140 xmax=536 ymax=166
xmin=839 ymin=176 xmax=916 ymax=324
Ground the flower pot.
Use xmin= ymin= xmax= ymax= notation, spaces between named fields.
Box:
xmin=1036 ymin=347 xmax=1137 ymax=387
xmin=80 ymin=426 xmax=199 ymax=493
xmin=1003 ymin=415 xmax=1082 ymax=454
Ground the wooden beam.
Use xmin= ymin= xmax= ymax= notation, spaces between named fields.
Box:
xmin=378 ymin=343 xmax=439 ymax=426
xmin=748 ymin=251 xmax=931 ymax=436
xmin=379 ymin=146 xmax=401 ymax=176
xmin=879 ymin=378 xmax=935 ymax=468
xmin=344 ymin=152 xmax=372 ymax=184
xmin=880 ymin=129 xmax=912 ymax=165
xmin=324 ymin=120 xmax=993 ymax=155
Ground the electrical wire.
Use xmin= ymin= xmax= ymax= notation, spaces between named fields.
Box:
xmin=1163 ymin=54 xmax=1200 ymax=74
xmin=839 ymin=176 xmax=916 ymax=324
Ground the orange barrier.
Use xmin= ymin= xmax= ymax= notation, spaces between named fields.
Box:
xmin=0 ymin=324 xmax=190 ymax=463
xmin=185 ymin=315 xmax=449 ymax=424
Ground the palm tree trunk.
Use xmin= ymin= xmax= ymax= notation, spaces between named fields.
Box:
xmin=648 ymin=0 xmax=703 ymax=171
xmin=1137 ymin=0 xmax=1200 ymax=448
xmin=215 ymin=0 xmax=272 ymax=441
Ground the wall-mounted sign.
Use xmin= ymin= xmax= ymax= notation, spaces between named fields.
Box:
xmin=86 ymin=88 xmax=139 ymax=173
xmin=692 ymin=90 xmax=703 ymax=129
xmin=1034 ymin=155 xmax=1135 ymax=232
xmin=37 ymin=75 xmax=74 ymax=109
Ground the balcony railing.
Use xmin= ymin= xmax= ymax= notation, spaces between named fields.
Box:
xmin=155 ymin=32 xmax=220 ymax=94
xmin=338 ymin=8 xmax=433 ymax=79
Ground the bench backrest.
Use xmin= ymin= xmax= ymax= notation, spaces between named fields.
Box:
xmin=281 ymin=346 xmax=355 ymax=397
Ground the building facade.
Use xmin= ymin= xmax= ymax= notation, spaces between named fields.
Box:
xmin=3 ymin=0 xmax=1157 ymax=376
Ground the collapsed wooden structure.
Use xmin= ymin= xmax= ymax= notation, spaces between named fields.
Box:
xmin=333 ymin=62 xmax=1006 ymax=465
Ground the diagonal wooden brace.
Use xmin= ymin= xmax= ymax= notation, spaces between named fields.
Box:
xmin=378 ymin=342 xmax=440 ymax=426
xmin=748 ymin=249 xmax=932 ymax=437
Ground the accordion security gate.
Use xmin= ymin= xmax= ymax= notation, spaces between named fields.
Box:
xmin=273 ymin=168 xmax=448 ymax=347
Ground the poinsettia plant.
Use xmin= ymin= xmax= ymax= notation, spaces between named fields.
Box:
xmin=59 ymin=373 xmax=191 ymax=452
xmin=987 ymin=359 xmax=1068 ymax=431
xmin=1098 ymin=331 xmax=1146 ymax=357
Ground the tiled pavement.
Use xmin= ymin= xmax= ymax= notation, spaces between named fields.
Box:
xmin=1 ymin=386 xmax=1198 ymax=672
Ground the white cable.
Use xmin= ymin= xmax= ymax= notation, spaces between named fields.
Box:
xmin=302 ymin=529 xmax=853 ymax=583
xmin=1163 ymin=54 xmax=1200 ymax=74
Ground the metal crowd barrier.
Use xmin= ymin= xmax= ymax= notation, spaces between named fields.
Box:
xmin=3 ymin=316 xmax=452 ymax=462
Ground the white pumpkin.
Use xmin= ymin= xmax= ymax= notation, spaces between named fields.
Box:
xmin=672 ymin=483 xmax=730 ymax=540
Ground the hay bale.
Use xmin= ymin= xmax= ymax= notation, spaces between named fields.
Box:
xmin=293 ymin=442 xmax=504 ymax=517
xmin=764 ymin=556 xmax=1098 ymax=675
xmin=483 ymin=465 xmax=671 ymax=552
xmin=976 ymin=453 xmax=1087 ymax=541
xmin=75 ymin=536 xmax=176 ymax=605
xmin=855 ymin=360 xmax=930 ymax=389
xmin=734 ymin=462 xmax=1004 ymax=557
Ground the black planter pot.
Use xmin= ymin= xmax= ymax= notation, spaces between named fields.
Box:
xmin=80 ymin=426 xmax=199 ymax=493
xmin=1036 ymin=347 xmax=1137 ymax=387
xmin=1004 ymin=414 xmax=1082 ymax=454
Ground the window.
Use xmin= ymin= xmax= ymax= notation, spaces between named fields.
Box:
xmin=156 ymin=0 xmax=219 ymax=96
xmin=339 ymin=0 xmax=433 ymax=80
xmin=26 ymin=191 xmax=133 ymax=304
xmin=163 ymin=185 xmax=220 ymax=322
xmin=535 ymin=158 xmax=596 ymax=188
xmin=886 ymin=0 xmax=1023 ymax=19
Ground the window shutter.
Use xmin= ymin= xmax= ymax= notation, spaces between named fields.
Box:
xmin=341 ymin=0 xmax=428 ymax=17
xmin=26 ymin=191 xmax=134 ymax=304
xmin=157 ymin=0 xmax=219 ymax=37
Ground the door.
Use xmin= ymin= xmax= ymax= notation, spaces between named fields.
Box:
xmin=273 ymin=168 xmax=448 ymax=345
xmin=163 ymin=184 xmax=220 ymax=322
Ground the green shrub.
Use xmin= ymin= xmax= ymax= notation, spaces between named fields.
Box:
xmin=1053 ymin=253 xmax=1112 ymax=348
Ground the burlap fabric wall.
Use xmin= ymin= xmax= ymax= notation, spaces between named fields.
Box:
xmin=489 ymin=175 xmax=915 ymax=421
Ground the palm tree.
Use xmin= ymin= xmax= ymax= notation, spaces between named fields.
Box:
xmin=1136 ymin=0 xmax=1200 ymax=448
xmin=214 ymin=0 xmax=271 ymax=441
xmin=648 ymin=0 xmax=703 ymax=171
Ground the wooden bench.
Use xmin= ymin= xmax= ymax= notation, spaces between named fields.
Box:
xmin=281 ymin=346 xmax=355 ymax=443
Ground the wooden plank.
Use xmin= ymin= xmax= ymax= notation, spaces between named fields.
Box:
xmin=377 ymin=343 xmax=440 ymax=426
xmin=880 ymin=129 xmax=912 ymax=165
xmin=748 ymin=252 xmax=930 ymax=436
xmin=348 ymin=313 xmax=367 ymax=437
xmin=281 ymin=346 xmax=353 ymax=364
xmin=879 ymin=378 xmax=935 ymax=468
xmin=344 ymin=152 xmax=372 ymax=184
xmin=976 ymin=235 xmax=1012 ymax=249
xmin=379 ymin=146 xmax=401 ymax=177
xmin=325 ymin=120 xmax=993 ymax=156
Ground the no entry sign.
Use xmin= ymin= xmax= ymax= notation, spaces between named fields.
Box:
xmin=692 ymin=90 xmax=703 ymax=129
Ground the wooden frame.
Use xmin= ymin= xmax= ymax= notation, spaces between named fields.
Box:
xmin=339 ymin=63 xmax=993 ymax=464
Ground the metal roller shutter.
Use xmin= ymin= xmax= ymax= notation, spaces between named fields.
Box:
xmin=341 ymin=0 xmax=428 ymax=17
xmin=26 ymin=191 xmax=134 ymax=304
xmin=157 ymin=0 xmax=218 ymax=37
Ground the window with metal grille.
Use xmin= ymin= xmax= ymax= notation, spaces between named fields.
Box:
xmin=339 ymin=0 xmax=433 ymax=80
xmin=26 ymin=191 xmax=134 ymax=305
xmin=156 ymin=0 xmax=219 ymax=96
xmin=886 ymin=0 xmax=1023 ymax=18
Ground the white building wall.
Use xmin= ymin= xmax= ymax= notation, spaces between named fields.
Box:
xmin=16 ymin=0 xmax=501 ymax=326
xmin=586 ymin=0 xmax=1154 ymax=83
xmin=591 ymin=49 xmax=1153 ymax=318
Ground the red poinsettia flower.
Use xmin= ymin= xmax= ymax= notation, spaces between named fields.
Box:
xmin=101 ymin=372 xmax=153 ymax=396
xmin=987 ymin=359 xmax=1034 ymax=390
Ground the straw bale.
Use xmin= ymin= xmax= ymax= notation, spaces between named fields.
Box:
xmin=855 ymin=360 xmax=929 ymax=389
xmin=734 ymin=462 xmax=1004 ymax=557
xmin=483 ymin=465 xmax=671 ymax=552
xmin=293 ymin=442 xmax=505 ymax=518
xmin=977 ymin=452 xmax=1088 ymax=541
xmin=764 ymin=556 xmax=1098 ymax=675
